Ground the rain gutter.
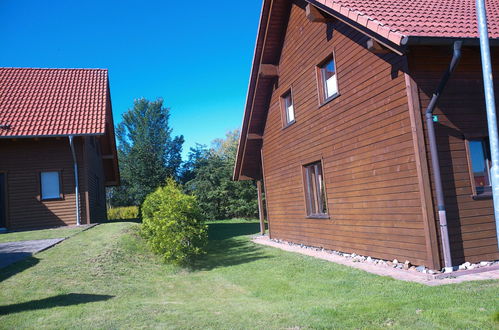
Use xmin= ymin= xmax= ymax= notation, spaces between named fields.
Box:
xmin=425 ymin=40 xmax=463 ymax=272
xmin=69 ymin=135 xmax=81 ymax=226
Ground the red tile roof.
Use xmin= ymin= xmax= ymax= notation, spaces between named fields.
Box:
xmin=0 ymin=68 xmax=109 ymax=137
xmin=312 ymin=0 xmax=499 ymax=45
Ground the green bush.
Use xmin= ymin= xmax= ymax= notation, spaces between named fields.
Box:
xmin=107 ymin=206 xmax=139 ymax=220
xmin=141 ymin=179 xmax=207 ymax=265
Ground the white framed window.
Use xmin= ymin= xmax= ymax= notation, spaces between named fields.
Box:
xmin=318 ymin=54 xmax=339 ymax=103
xmin=40 ymin=171 xmax=61 ymax=200
xmin=281 ymin=90 xmax=295 ymax=126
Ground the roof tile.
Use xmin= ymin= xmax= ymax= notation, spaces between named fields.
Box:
xmin=318 ymin=0 xmax=499 ymax=44
xmin=0 ymin=68 xmax=108 ymax=138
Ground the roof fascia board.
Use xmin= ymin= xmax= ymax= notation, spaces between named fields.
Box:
xmin=233 ymin=0 xmax=274 ymax=181
xmin=105 ymin=80 xmax=121 ymax=185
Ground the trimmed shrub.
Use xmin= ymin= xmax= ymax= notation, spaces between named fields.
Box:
xmin=107 ymin=206 xmax=139 ymax=220
xmin=141 ymin=179 xmax=207 ymax=265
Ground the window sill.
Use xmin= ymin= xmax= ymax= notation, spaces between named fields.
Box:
xmin=472 ymin=193 xmax=492 ymax=200
xmin=40 ymin=196 xmax=64 ymax=202
xmin=319 ymin=93 xmax=340 ymax=108
xmin=306 ymin=214 xmax=330 ymax=219
xmin=282 ymin=120 xmax=296 ymax=130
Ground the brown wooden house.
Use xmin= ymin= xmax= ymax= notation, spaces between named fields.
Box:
xmin=234 ymin=0 xmax=499 ymax=269
xmin=0 ymin=68 xmax=119 ymax=230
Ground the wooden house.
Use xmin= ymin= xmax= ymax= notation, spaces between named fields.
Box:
xmin=234 ymin=0 xmax=499 ymax=269
xmin=0 ymin=68 xmax=119 ymax=230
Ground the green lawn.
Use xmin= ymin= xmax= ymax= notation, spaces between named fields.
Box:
xmin=0 ymin=220 xmax=498 ymax=329
xmin=0 ymin=226 xmax=87 ymax=243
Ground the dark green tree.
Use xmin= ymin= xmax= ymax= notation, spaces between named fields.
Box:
xmin=182 ymin=130 xmax=258 ymax=220
xmin=110 ymin=98 xmax=184 ymax=206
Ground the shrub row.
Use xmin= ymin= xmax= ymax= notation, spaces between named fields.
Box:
xmin=107 ymin=206 xmax=140 ymax=220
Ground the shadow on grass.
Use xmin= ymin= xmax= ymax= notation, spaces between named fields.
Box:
xmin=102 ymin=218 xmax=142 ymax=224
xmin=208 ymin=222 xmax=260 ymax=240
xmin=191 ymin=222 xmax=271 ymax=271
xmin=0 ymin=256 xmax=39 ymax=283
xmin=0 ymin=293 xmax=114 ymax=315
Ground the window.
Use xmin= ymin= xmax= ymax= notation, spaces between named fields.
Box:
xmin=318 ymin=55 xmax=339 ymax=103
xmin=40 ymin=171 xmax=61 ymax=200
xmin=467 ymin=138 xmax=492 ymax=197
xmin=281 ymin=90 xmax=295 ymax=126
xmin=303 ymin=161 xmax=328 ymax=217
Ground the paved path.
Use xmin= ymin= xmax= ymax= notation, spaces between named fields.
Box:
xmin=253 ymin=236 xmax=499 ymax=286
xmin=0 ymin=238 xmax=65 ymax=269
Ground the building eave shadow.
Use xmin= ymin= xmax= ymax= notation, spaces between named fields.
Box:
xmin=0 ymin=293 xmax=114 ymax=316
xmin=0 ymin=255 xmax=39 ymax=282
xmin=190 ymin=222 xmax=272 ymax=271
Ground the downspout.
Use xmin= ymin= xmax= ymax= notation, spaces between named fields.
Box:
xmin=425 ymin=40 xmax=462 ymax=272
xmin=476 ymin=0 xmax=499 ymax=250
xmin=69 ymin=135 xmax=81 ymax=226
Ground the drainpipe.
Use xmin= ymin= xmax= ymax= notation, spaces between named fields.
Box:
xmin=476 ymin=0 xmax=499 ymax=250
xmin=68 ymin=135 xmax=81 ymax=226
xmin=425 ymin=40 xmax=462 ymax=272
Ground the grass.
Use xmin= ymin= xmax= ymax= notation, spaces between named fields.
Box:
xmin=0 ymin=226 xmax=87 ymax=243
xmin=0 ymin=219 xmax=498 ymax=329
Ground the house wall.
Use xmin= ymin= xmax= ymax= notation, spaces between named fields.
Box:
xmin=83 ymin=136 xmax=107 ymax=223
xmin=0 ymin=137 xmax=87 ymax=229
xmin=408 ymin=46 xmax=499 ymax=264
xmin=261 ymin=3 xmax=432 ymax=265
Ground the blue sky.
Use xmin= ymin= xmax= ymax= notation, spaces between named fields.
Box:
xmin=0 ymin=0 xmax=261 ymax=157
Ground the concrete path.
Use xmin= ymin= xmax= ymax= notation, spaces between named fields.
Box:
xmin=253 ymin=236 xmax=499 ymax=286
xmin=0 ymin=238 xmax=65 ymax=269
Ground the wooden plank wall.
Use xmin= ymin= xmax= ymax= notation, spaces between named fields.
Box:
xmin=0 ymin=138 xmax=87 ymax=229
xmin=409 ymin=46 xmax=499 ymax=264
xmin=83 ymin=136 xmax=107 ymax=223
xmin=261 ymin=3 xmax=431 ymax=265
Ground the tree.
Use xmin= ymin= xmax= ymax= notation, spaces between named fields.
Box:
xmin=182 ymin=129 xmax=258 ymax=220
xmin=109 ymin=98 xmax=184 ymax=206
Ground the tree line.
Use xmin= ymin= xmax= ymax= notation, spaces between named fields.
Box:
xmin=108 ymin=98 xmax=258 ymax=220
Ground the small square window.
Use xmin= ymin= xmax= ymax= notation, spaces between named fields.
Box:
xmin=303 ymin=161 xmax=328 ymax=217
xmin=40 ymin=171 xmax=61 ymax=200
xmin=467 ymin=138 xmax=492 ymax=197
xmin=318 ymin=55 xmax=339 ymax=103
xmin=281 ymin=90 xmax=295 ymax=126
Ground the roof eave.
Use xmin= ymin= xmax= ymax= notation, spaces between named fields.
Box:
xmin=0 ymin=133 xmax=105 ymax=139
xmin=233 ymin=0 xmax=272 ymax=181
xmin=405 ymin=36 xmax=499 ymax=47
xmin=307 ymin=0 xmax=408 ymax=54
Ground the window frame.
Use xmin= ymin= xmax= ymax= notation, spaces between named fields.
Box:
xmin=302 ymin=160 xmax=329 ymax=219
xmin=316 ymin=52 xmax=340 ymax=106
xmin=38 ymin=170 xmax=64 ymax=201
xmin=280 ymin=88 xmax=296 ymax=128
xmin=464 ymin=137 xmax=492 ymax=200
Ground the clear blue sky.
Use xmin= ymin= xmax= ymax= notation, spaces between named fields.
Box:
xmin=0 ymin=0 xmax=261 ymax=158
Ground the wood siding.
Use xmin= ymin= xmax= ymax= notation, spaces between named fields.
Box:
xmin=261 ymin=3 xmax=432 ymax=266
xmin=408 ymin=46 xmax=499 ymax=264
xmin=0 ymin=138 xmax=87 ymax=229
xmin=83 ymin=136 xmax=107 ymax=223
